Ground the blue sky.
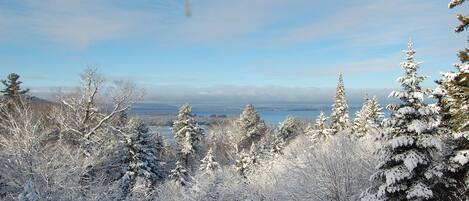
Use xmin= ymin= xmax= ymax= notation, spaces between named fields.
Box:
xmin=0 ymin=0 xmax=466 ymax=102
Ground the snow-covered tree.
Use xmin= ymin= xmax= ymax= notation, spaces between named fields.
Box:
xmin=434 ymin=43 xmax=469 ymax=200
xmin=199 ymin=148 xmax=219 ymax=174
xmin=269 ymin=116 xmax=300 ymax=155
xmin=362 ymin=41 xmax=444 ymax=201
xmin=172 ymin=103 xmax=204 ymax=167
xmin=169 ymin=161 xmax=192 ymax=186
xmin=331 ymin=73 xmax=350 ymax=133
xmin=306 ymin=112 xmax=332 ymax=144
xmin=53 ymin=68 xmax=142 ymax=156
xmin=277 ymin=116 xmax=300 ymax=143
xmin=119 ymin=118 xmax=162 ymax=196
xmin=236 ymin=104 xmax=268 ymax=151
xmin=353 ymin=95 xmax=384 ymax=138
xmin=235 ymin=151 xmax=258 ymax=178
xmin=432 ymin=3 xmax=469 ymax=196
xmin=18 ymin=179 xmax=38 ymax=201
xmin=435 ymin=64 xmax=469 ymax=132
xmin=367 ymin=96 xmax=385 ymax=128
xmin=353 ymin=95 xmax=371 ymax=138
xmin=1 ymin=73 xmax=29 ymax=104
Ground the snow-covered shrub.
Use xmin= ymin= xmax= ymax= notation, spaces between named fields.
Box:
xmin=250 ymin=132 xmax=377 ymax=201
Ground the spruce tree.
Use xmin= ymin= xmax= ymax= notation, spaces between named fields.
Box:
xmin=362 ymin=41 xmax=443 ymax=201
xmin=353 ymin=95 xmax=371 ymax=138
xmin=235 ymin=151 xmax=258 ymax=178
xmin=1 ymin=73 xmax=29 ymax=103
xmin=172 ymin=103 xmax=204 ymax=167
xmin=119 ymin=118 xmax=162 ymax=196
xmin=236 ymin=104 xmax=267 ymax=151
xmin=270 ymin=116 xmax=299 ymax=155
xmin=199 ymin=147 xmax=219 ymax=174
xmin=169 ymin=161 xmax=192 ymax=186
xmin=353 ymin=95 xmax=385 ymax=138
xmin=368 ymin=96 xmax=385 ymax=128
xmin=277 ymin=116 xmax=299 ymax=143
xmin=306 ymin=112 xmax=332 ymax=144
xmin=431 ymin=1 xmax=469 ymax=197
xmin=448 ymin=0 xmax=468 ymax=62
xmin=331 ymin=73 xmax=350 ymax=133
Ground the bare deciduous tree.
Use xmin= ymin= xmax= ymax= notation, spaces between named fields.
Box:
xmin=53 ymin=68 xmax=143 ymax=155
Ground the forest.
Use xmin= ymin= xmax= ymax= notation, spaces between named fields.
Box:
xmin=0 ymin=0 xmax=468 ymax=201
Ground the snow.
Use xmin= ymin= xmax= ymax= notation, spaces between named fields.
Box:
xmin=389 ymin=136 xmax=415 ymax=149
xmin=406 ymin=183 xmax=433 ymax=200
xmin=452 ymin=150 xmax=469 ymax=166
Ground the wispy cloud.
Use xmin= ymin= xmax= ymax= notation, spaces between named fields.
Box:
xmin=0 ymin=0 xmax=460 ymax=51
xmin=0 ymin=0 xmax=153 ymax=48
xmin=251 ymin=52 xmax=402 ymax=77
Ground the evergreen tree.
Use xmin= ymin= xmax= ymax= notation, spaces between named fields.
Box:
xmin=353 ymin=95 xmax=371 ymax=138
xmin=331 ymin=73 xmax=350 ymax=133
xmin=169 ymin=161 xmax=192 ymax=186
xmin=448 ymin=0 xmax=468 ymax=62
xmin=435 ymin=64 xmax=469 ymax=132
xmin=235 ymin=151 xmax=258 ymax=178
xmin=199 ymin=147 xmax=219 ymax=174
xmin=119 ymin=118 xmax=162 ymax=196
xmin=236 ymin=104 xmax=268 ymax=151
xmin=1 ymin=73 xmax=29 ymax=103
xmin=18 ymin=179 xmax=38 ymax=201
xmin=306 ymin=112 xmax=332 ymax=144
xmin=270 ymin=116 xmax=300 ymax=155
xmin=362 ymin=41 xmax=443 ymax=201
xmin=172 ymin=103 xmax=204 ymax=167
xmin=353 ymin=95 xmax=385 ymax=138
xmin=431 ymin=2 xmax=469 ymax=197
xmin=368 ymin=96 xmax=385 ymax=128
xmin=277 ymin=116 xmax=300 ymax=143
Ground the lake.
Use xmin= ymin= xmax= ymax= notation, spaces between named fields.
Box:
xmin=131 ymin=102 xmax=373 ymax=138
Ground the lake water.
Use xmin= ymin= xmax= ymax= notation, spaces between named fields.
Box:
xmin=131 ymin=102 xmax=366 ymax=125
xmin=132 ymin=102 xmax=374 ymax=138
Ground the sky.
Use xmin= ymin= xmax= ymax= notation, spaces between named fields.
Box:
xmin=0 ymin=0 xmax=466 ymax=103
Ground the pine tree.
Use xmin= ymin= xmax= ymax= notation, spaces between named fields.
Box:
xmin=448 ymin=0 xmax=468 ymax=62
xmin=353 ymin=95 xmax=385 ymax=138
xmin=367 ymin=96 xmax=385 ymax=128
xmin=236 ymin=104 xmax=268 ymax=151
xmin=331 ymin=73 xmax=350 ymax=133
xmin=362 ymin=41 xmax=443 ymax=201
xmin=235 ymin=151 xmax=258 ymax=178
xmin=436 ymin=64 xmax=469 ymax=132
xmin=169 ymin=161 xmax=192 ymax=186
xmin=306 ymin=112 xmax=332 ymax=144
xmin=199 ymin=147 xmax=219 ymax=174
xmin=277 ymin=116 xmax=299 ymax=143
xmin=18 ymin=179 xmax=38 ymax=201
xmin=353 ymin=95 xmax=371 ymax=138
xmin=119 ymin=118 xmax=162 ymax=196
xmin=172 ymin=103 xmax=204 ymax=167
xmin=270 ymin=116 xmax=300 ymax=155
xmin=310 ymin=112 xmax=333 ymax=143
xmin=1 ymin=73 xmax=29 ymax=103
xmin=431 ymin=2 xmax=469 ymax=197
